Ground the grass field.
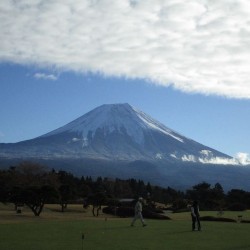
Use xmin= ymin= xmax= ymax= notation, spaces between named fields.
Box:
xmin=0 ymin=203 xmax=250 ymax=250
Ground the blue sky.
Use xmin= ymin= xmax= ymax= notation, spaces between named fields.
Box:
xmin=1 ymin=0 xmax=250 ymax=163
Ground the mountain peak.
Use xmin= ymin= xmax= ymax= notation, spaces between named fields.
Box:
xmin=40 ymin=103 xmax=184 ymax=144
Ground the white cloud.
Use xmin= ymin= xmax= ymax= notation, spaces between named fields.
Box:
xmin=34 ymin=73 xmax=58 ymax=81
xmin=71 ymin=138 xmax=81 ymax=142
xmin=181 ymin=154 xmax=196 ymax=162
xmin=1 ymin=0 xmax=250 ymax=98
xmin=198 ymin=156 xmax=238 ymax=165
xmin=235 ymin=152 xmax=250 ymax=165
xmin=181 ymin=151 xmax=250 ymax=166
xmin=155 ymin=153 xmax=163 ymax=159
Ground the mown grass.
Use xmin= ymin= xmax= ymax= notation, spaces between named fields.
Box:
xmin=0 ymin=203 xmax=250 ymax=250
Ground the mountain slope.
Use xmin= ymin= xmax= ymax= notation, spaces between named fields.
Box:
xmin=0 ymin=103 xmax=231 ymax=162
xmin=2 ymin=103 xmax=249 ymax=191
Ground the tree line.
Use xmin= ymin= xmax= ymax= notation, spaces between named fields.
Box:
xmin=0 ymin=161 xmax=250 ymax=216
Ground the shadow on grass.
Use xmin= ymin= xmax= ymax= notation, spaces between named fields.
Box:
xmin=200 ymin=216 xmax=237 ymax=223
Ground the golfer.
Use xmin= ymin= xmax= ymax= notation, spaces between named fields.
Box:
xmin=131 ymin=197 xmax=147 ymax=227
xmin=191 ymin=200 xmax=201 ymax=231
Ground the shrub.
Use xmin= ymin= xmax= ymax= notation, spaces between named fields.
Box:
xmin=102 ymin=206 xmax=134 ymax=217
xmin=227 ymin=203 xmax=247 ymax=211
xmin=102 ymin=206 xmax=171 ymax=220
xmin=241 ymin=220 xmax=250 ymax=223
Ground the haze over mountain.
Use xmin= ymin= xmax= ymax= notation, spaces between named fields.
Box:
xmin=0 ymin=103 xmax=249 ymax=190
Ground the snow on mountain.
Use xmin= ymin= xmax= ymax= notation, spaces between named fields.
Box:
xmin=40 ymin=103 xmax=184 ymax=145
xmin=0 ymin=103 xmax=232 ymax=162
xmin=1 ymin=103 xmax=250 ymax=191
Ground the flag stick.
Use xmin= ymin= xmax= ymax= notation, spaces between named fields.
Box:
xmin=81 ymin=233 xmax=84 ymax=250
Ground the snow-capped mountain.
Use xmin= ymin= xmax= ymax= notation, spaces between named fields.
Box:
xmin=0 ymin=103 xmax=230 ymax=161
xmin=1 ymin=103 xmax=249 ymax=190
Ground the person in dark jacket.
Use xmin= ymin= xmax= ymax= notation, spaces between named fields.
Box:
xmin=191 ymin=200 xmax=201 ymax=231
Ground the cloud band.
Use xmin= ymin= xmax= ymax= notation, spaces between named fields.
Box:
xmin=1 ymin=0 xmax=250 ymax=98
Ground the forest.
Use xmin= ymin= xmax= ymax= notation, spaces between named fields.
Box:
xmin=0 ymin=161 xmax=250 ymax=216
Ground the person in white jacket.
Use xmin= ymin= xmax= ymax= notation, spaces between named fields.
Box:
xmin=191 ymin=200 xmax=201 ymax=231
xmin=131 ymin=197 xmax=147 ymax=227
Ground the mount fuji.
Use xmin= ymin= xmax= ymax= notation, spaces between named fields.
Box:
xmin=1 ymin=103 xmax=250 ymax=190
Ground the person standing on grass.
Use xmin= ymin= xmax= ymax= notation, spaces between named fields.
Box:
xmin=131 ymin=197 xmax=147 ymax=227
xmin=191 ymin=200 xmax=201 ymax=231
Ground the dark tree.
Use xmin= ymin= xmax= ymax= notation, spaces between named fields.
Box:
xmin=57 ymin=171 xmax=77 ymax=212
xmin=226 ymin=189 xmax=250 ymax=210
xmin=5 ymin=162 xmax=59 ymax=216
xmin=0 ymin=170 xmax=11 ymax=203
xmin=21 ymin=185 xmax=58 ymax=216
xmin=84 ymin=192 xmax=108 ymax=216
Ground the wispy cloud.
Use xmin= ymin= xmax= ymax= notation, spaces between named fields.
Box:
xmin=1 ymin=1 xmax=250 ymax=98
xmin=33 ymin=73 xmax=58 ymax=81
xmin=180 ymin=150 xmax=250 ymax=166
xmin=235 ymin=152 xmax=250 ymax=165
